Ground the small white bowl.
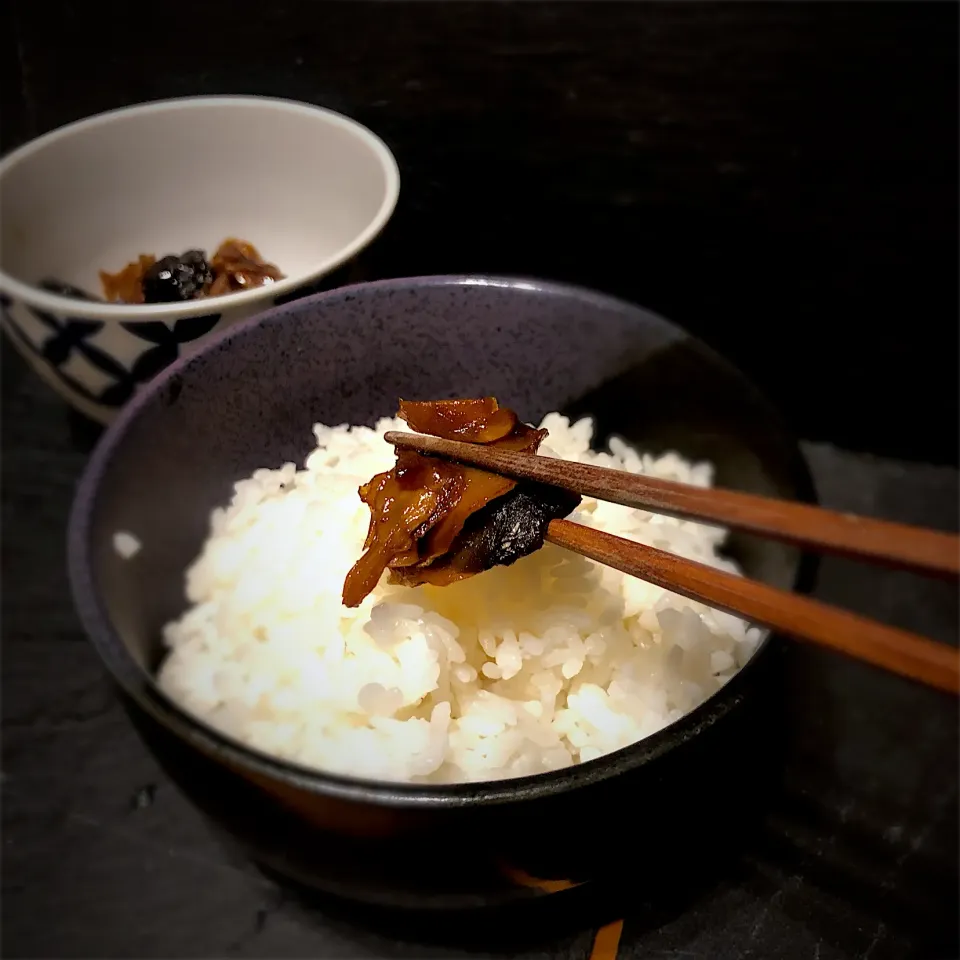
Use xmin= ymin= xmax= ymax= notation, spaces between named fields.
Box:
xmin=0 ymin=96 xmax=400 ymax=422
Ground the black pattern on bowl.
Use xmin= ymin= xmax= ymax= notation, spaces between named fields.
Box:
xmin=1 ymin=299 xmax=224 ymax=413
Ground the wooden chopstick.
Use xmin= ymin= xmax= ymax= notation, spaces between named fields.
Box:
xmin=547 ymin=519 xmax=959 ymax=695
xmin=383 ymin=430 xmax=960 ymax=693
xmin=384 ymin=432 xmax=960 ymax=579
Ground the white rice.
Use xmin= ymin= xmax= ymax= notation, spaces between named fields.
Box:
xmin=113 ymin=531 xmax=142 ymax=559
xmin=156 ymin=413 xmax=762 ymax=783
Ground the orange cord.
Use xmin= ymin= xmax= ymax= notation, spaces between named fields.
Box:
xmin=589 ymin=919 xmax=624 ymax=960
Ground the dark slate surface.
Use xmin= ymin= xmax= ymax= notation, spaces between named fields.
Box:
xmin=2 ymin=346 xmax=957 ymax=960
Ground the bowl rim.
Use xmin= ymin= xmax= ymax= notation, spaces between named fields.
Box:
xmin=67 ymin=273 xmax=818 ymax=808
xmin=0 ymin=95 xmax=401 ymax=319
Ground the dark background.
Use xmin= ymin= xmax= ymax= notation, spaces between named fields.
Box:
xmin=2 ymin=1 xmax=957 ymax=464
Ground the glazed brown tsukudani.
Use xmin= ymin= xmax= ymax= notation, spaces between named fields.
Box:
xmin=341 ymin=398 xmax=581 ymax=607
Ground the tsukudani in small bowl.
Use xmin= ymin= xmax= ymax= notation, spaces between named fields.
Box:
xmin=67 ymin=275 xmax=816 ymax=910
xmin=0 ymin=96 xmax=399 ymax=422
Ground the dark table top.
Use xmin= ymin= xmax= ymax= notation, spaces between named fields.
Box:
xmin=2 ymin=344 xmax=958 ymax=960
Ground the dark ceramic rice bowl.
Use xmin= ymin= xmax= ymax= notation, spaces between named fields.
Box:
xmin=68 ymin=275 xmax=816 ymax=909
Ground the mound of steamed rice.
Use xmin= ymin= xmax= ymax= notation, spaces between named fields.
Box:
xmin=156 ymin=413 xmax=763 ymax=783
